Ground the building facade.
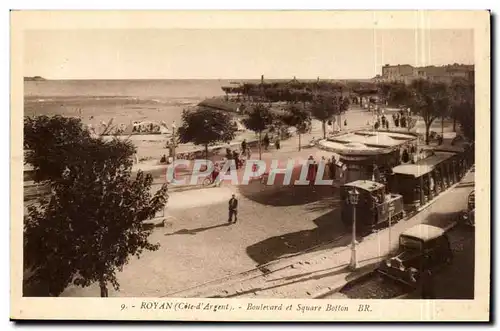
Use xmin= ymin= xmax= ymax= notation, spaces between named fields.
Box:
xmin=378 ymin=64 xmax=474 ymax=85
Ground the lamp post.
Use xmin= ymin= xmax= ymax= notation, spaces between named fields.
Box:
xmin=171 ymin=121 xmax=177 ymax=161
xmin=348 ymin=188 xmax=360 ymax=270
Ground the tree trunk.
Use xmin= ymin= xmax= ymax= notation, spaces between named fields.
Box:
xmin=322 ymin=121 xmax=326 ymax=139
xmin=205 ymin=144 xmax=209 ymax=159
xmin=441 ymin=116 xmax=445 ymax=142
xmin=298 ymin=133 xmax=301 ymax=151
xmin=425 ymin=122 xmax=432 ymax=145
xmin=100 ymin=280 xmax=108 ymax=297
xmin=258 ymin=131 xmax=262 ymax=160
xmin=453 ymin=116 xmax=457 ymax=132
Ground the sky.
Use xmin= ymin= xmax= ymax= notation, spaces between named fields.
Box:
xmin=24 ymin=29 xmax=474 ymax=80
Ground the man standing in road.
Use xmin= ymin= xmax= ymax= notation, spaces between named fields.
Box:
xmin=228 ymin=194 xmax=238 ymax=224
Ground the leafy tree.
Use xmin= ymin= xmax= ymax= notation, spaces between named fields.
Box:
xmin=281 ymin=104 xmax=311 ymax=151
xmin=177 ymin=107 xmax=237 ymax=158
xmin=23 ymin=116 xmax=168 ymax=297
xmin=241 ymin=103 xmax=274 ymax=160
xmin=450 ymin=79 xmax=475 ymax=136
xmin=450 ymin=80 xmax=475 ymax=140
xmin=24 ymin=115 xmax=92 ymax=183
xmin=409 ymin=79 xmax=450 ymax=145
xmin=309 ymin=94 xmax=342 ymax=139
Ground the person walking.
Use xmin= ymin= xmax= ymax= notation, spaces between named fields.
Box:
xmin=275 ymin=138 xmax=281 ymax=150
xmin=241 ymin=139 xmax=247 ymax=154
xmin=263 ymin=133 xmax=270 ymax=151
xmin=233 ymin=150 xmax=240 ymax=170
xmin=228 ymin=194 xmax=238 ymax=224
xmin=330 ymin=156 xmax=337 ymax=179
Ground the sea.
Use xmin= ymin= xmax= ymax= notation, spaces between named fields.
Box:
xmin=24 ymin=79 xmax=236 ymax=127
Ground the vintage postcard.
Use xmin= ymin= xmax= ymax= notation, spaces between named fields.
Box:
xmin=10 ymin=10 xmax=490 ymax=321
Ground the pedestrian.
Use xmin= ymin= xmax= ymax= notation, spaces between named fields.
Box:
xmin=246 ymin=147 xmax=252 ymax=160
xmin=306 ymin=155 xmax=315 ymax=183
xmin=233 ymin=150 xmax=240 ymax=170
xmin=228 ymin=194 xmax=238 ymax=224
xmin=275 ymin=138 xmax=281 ymax=150
xmin=325 ymin=158 xmax=332 ymax=180
xmin=263 ymin=133 xmax=270 ymax=151
xmin=330 ymin=156 xmax=337 ymax=179
xmin=241 ymin=139 xmax=247 ymax=153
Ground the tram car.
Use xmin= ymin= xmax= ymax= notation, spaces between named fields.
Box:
xmin=340 ymin=180 xmax=405 ymax=233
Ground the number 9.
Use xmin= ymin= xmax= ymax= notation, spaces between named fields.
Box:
xmin=121 ymin=304 xmax=126 ymax=311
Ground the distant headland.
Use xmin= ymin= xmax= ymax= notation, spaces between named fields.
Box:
xmin=24 ymin=76 xmax=47 ymax=81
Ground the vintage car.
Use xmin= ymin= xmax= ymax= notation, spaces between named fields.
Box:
xmin=377 ymin=224 xmax=453 ymax=287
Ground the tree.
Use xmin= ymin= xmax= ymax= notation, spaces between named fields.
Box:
xmin=309 ymin=94 xmax=342 ymax=139
xmin=24 ymin=116 xmax=168 ymax=297
xmin=177 ymin=107 xmax=237 ymax=158
xmin=241 ymin=103 xmax=274 ymax=160
xmin=24 ymin=115 xmax=93 ymax=183
xmin=450 ymin=79 xmax=475 ymax=135
xmin=409 ymin=79 xmax=450 ymax=145
xmin=450 ymin=80 xmax=475 ymax=141
xmin=281 ymin=104 xmax=312 ymax=151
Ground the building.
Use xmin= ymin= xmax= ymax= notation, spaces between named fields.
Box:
xmin=379 ymin=64 xmax=474 ymax=84
xmin=381 ymin=64 xmax=415 ymax=83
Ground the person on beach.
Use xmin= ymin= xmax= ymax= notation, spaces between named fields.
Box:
xmin=228 ymin=194 xmax=238 ymax=224
xmin=275 ymin=138 xmax=281 ymax=150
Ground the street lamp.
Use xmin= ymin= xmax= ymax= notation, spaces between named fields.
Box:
xmin=171 ymin=121 xmax=177 ymax=161
xmin=348 ymin=188 xmax=360 ymax=270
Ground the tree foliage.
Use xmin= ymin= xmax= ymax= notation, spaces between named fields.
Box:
xmin=281 ymin=104 xmax=312 ymax=151
xmin=409 ymin=79 xmax=450 ymax=144
xmin=450 ymin=79 xmax=475 ymax=140
xmin=241 ymin=103 xmax=275 ymax=159
xmin=23 ymin=115 xmax=168 ymax=297
xmin=177 ymin=107 xmax=238 ymax=157
xmin=24 ymin=115 xmax=93 ymax=183
xmin=309 ymin=94 xmax=347 ymax=139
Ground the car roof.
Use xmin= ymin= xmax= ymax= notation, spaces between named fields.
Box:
xmin=400 ymin=224 xmax=446 ymax=241
xmin=342 ymin=180 xmax=385 ymax=192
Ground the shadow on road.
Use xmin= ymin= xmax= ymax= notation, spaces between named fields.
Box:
xmin=246 ymin=207 xmax=351 ymax=265
xmin=164 ymin=223 xmax=231 ymax=236
xmin=237 ymin=163 xmax=338 ymax=207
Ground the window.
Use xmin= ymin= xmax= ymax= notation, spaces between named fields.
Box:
xmin=400 ymin=236 xmax=423 ymax=250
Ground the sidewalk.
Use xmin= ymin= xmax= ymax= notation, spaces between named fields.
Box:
xmin=167 ymin=167 xmax=474 ymax=299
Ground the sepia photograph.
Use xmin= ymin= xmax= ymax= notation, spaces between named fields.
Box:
xmin=10 ymin=10 xmax=490 ymax=321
